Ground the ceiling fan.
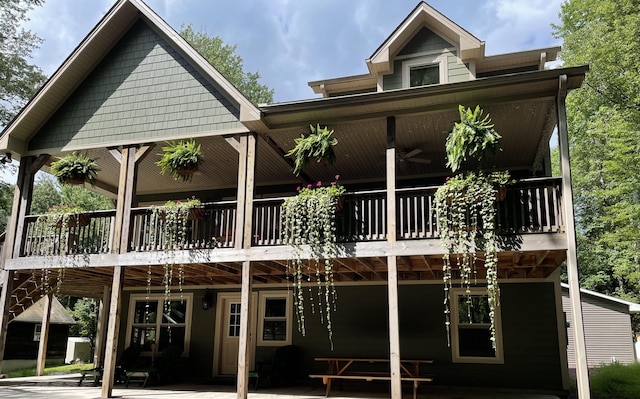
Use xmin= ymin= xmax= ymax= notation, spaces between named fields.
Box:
xmin=397 ymin=148 xmax=431 ymax=164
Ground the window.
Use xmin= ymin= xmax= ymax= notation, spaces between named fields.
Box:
xmin=409 ymin=64 xmax=440 ymax=87
xmin=451 ymin=288 xmax=503 ymax=363
xmin=257 ymin=292 xmax=292 ymax=346
xmin=402 ymin=54 xmax=447 ymax=88
xmin=126 ymin=294 xmax=192 ymax=356
xmin=33 ymin=324 xmax=42 ymax=341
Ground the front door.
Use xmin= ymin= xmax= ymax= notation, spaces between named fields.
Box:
xmin=220 ymin=298 xmax=242 ymax=374
xmin=214 ymin=293 xmax=256 ymax=376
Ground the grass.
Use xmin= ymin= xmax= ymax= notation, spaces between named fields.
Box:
xmin=6 ymin=362 xmax=94 ymax=378
xmin=590 ymin=362 xmax=640 ymax=399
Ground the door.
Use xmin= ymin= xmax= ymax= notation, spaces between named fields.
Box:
xmin=220 ymin=298 xmax=242 ymax=374
xmin=214 ymin=293 xmax=257 ymax=376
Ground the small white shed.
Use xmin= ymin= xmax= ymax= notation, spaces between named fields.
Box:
xmin=562 ymin=283 xmax=640 ymax=367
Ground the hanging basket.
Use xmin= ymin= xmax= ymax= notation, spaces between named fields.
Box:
xmin=61 ymin=177 xmax=86 ymax=185
xmin=496 ymin=186 xmax=508 ymax=202
xmin=176 ymin=164 xmax=199 ymax=177
xmin=54 ymin=213 xmax=90 ymax=228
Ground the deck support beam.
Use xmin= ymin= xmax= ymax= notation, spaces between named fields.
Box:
xmin=236 ymin=133 xmax=257 ymax=399
xmin=93 ymin=286 xmax=110 ymax=367
xmin=0 ymin=155 xmax=44 ymax=374
xmin=557 ymin=74 xmax=590 ymax=399
xmin=386 ymin=116 xmax=402 ymax=399
xmin=36 ymin=292 xmax=53 ymax=376
xmin=101 ymin=146 xmax=144 ymax=398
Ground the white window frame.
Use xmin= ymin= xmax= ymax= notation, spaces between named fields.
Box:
xmin=125 ymin=293 xmax=193 ymax=356
xmin=450 ymin=287 xmax=504 ymax=364
xmin=257 ymin=291 xmax=292 ymax=346
xmin=33 ymin=323 xmax=42 ymax=341
xmin=402 ymin=54 xmax=448 ymax=88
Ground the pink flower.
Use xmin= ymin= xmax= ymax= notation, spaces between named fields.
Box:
xmin=335 ymin=174 xmax=340 ymax=180
xmin=316 ymin=181 xmax=322 ymax=187
xmin=445 ymin=176 xmax=450 ymax=181
xmin=176 ymin=200 xmax=181 ymax=204
xmin=296 ymin=186 xmax=301 ymax=192
xmin=331 ymin=181 xmax=336 ymax=185
xmin=307 ymin=184 xmax=312 ymax=189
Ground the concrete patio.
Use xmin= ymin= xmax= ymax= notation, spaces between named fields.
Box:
xmin=0 ymin=374 xmax=567 ymax=399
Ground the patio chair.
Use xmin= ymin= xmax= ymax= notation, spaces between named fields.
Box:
xmin=78 ymin=345 xmax=142 ymax=386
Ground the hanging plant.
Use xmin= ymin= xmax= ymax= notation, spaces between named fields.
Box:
xmin=286 ymin=124 xmax=338 ymax=176
xmin=149 ymin=197 xmax=202 ymax=308
xmin=50 ymin=152 xmax=99 ymax=185
xmin=156 ymin=139 xmax=204 ymax=182
xmin=445 ymin=105 xmax=502 ymax=172
xmin=435 ymin=172 xmax=500 ymax=348
xmin=281 ymin=176 xmax=345 ymax=348
xmin=437 ymin=104 xmax=510 ymax=351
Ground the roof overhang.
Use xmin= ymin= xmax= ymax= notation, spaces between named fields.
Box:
xmin=0 ymin=0 xmax=262 ymax=159
xmin=263 ymin=65 xmax=588 ymax=129
xmin=562 ymin=283 xmax=640 ymax=314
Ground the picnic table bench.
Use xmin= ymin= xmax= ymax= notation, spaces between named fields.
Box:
xmin=310 ymin=357 xmax=433 ymax=399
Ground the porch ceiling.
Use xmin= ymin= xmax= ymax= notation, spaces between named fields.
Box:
xmin=33 ymin=249 xmax=566 ymax=298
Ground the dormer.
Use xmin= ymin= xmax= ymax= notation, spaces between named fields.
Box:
xmin=309 ymin=1 xmax=559 ymax=98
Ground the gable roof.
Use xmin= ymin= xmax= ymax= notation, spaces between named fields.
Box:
xmin=0 ymin=0 xmax=262 ymax=158
xmin=561 ymin=283 xmax=640 ymax=313
xmin=13 ymin=296 xmax=76 ymax=325
xmin=367 ymin=1 xmax=483 ymax=75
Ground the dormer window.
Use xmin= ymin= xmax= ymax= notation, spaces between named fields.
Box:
xmin=402 ymin=54 xmax=448 ymax=88
xmin=410 ymin=64 xmax=440 ymax=86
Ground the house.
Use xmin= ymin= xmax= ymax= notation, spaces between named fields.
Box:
xmin=0 ymin=0 xmax=590 ymax=398
xmin=561 ymin=283 xmax=640 ymax=367
xmin=2 ymin=295 xmax=75 ymax=373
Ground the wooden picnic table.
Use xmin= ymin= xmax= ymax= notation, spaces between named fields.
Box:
xmin=310 ymin=357 xmax=434 ymax=399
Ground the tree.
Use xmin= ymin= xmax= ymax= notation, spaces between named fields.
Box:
xmin=68 ymin=297 xmax=98 ymax=353
xmin=553 ymin=0 xmax=640 ymax=304
xmin=30 ymin=175 xmax=61 ymax=214
xmin=180 ymin=24 xmax=274 ymax=104
xmin=0 ymin=0 xmax=47 ymax=128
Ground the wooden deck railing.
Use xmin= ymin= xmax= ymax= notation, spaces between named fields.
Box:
xmin=19 ymin=178 xmax=563 ymax=257
xmin=129 ymin=201 xmax=237 ymax=251
xmin=21 ymin=210 xmax=116 ymax=256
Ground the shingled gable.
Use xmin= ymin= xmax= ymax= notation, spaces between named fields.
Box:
xmin=0 ymin=0 xmax=262 ymax=157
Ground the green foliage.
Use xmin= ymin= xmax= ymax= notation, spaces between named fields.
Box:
xmin=554 ymin=0 xmax=640 ymax=309
xmin=0 ymin=182 xmax=14 ymax=231
xmin=435 ymin=172 xmax=500 ymax=348
xmin=590 ymin=362 xmax=640 ymax=399
xmin=50 ymin=152 xmax=99 ymax=186
xmin=180 ymin=24 xmax=274 ymax=104
xmin=0 ymin=0 xmax=47 ymax=128
xmin=6 ymin=362 xmax=94 ymax=378
xmin=286 ymin=124 xmax=338 ymax=176
xmin=156 ymin=139 xmax=203 ymax=182
xmin=68 ymin=298 xmax=98 ymax=350
xmin=31 ymin=176 xmax=62 ymax=214
xmin=61 ymin=184 xmax=112 ymax=211
xmin=281 ymin=177 xmax=345 ymax=347
xmin=445 ymin=105 xmax=502 ymax=172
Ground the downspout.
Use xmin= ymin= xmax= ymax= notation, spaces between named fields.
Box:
xmin=557 ymin=74 xmax=591 ymax=399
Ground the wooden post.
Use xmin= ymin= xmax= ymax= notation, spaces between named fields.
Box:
xmin=386 ymin=116 xmax=402 ymax=399
xmin=93 ymin=286 xmax=110 ymax=367
xmin=0 ymin=155 xmax=44 ymax=373
xmin=101 ymin=146 xmax=141 ymax=398
xmin=236 ymin=261 xmax=253 ymax=399
xmin=236 ymin=133 xmax=256 ymax=399
xmin=557 ymin=75 xmax=591 ymax=399
xmin=36 ymin=292 xmax=53 ymax=376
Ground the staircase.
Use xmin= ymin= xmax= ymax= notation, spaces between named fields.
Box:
xmin=7 ymin=272 xmax=57 ymax=322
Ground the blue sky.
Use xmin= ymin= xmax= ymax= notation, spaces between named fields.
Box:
xmin=22 ymin=0 xmax=565 ymax=103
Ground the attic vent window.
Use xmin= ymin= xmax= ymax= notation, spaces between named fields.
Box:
xmin=410 ymin=64 xmax=440 ymax=87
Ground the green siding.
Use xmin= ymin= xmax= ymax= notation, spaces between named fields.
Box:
xmin=383 ymin=50 xmax=470 ymax=90
xmin=383 ymin=59 xmax=404 ymax=91
xmin=29 ymin=20 xmax=241 ymax=151
xmin=292 ymin=283 xmax=563 ymax=391
xmin=398 ymin=27 xmax=453 ymax=55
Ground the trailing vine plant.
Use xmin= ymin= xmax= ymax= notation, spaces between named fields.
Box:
xmin=281 ymin=176 xmax=345 ymax=349
xmin=149 ymin=197 xmax=201 ymax=310
xmin=32 ymin=204 xmax=88 ymax=296
xmin=435 ymin=104 xmax=509 ymax=350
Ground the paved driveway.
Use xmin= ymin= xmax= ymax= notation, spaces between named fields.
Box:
xmin=0 ymin=374 xmax=563 ymax=399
